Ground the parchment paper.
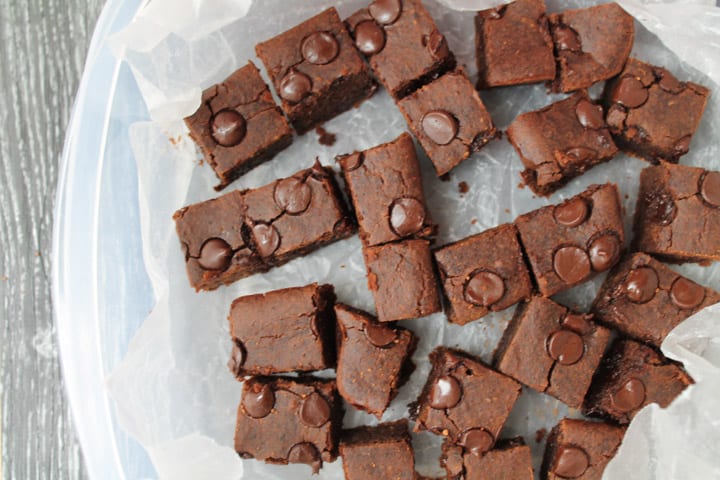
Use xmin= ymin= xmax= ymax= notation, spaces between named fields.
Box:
xmin=107 ymin=0 xmax=720 ymax=478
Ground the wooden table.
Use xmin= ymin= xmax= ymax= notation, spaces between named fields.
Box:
xmin=0 ymin=0 xmax=104 ymax=478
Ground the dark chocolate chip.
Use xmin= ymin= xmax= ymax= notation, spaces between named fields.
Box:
xmin=588 ymin=234 xmax=621 ymax=272
xmin=354 ymin=20 xmax=385 ymax=55
xmin=624 ymin=267 xmax=658 ymax=304
xmin=464 ymin=271 xmax=505 ymax=308
xmin=389 ymin=197 xmax=426 ymax=237
xmin=422 ymin=110 xmax=458 ymax=145
xmin=553 ymin=198 xmax=589 ymax=227
xmin=274 ymin=177 xmax=312 ymax=215
xmin=252 ymin=223 xmax=280 ymax=257
xmin=211 ymin=109 xmax=246 ymax=147
xmin=611 ymin=378 xmax=646 ymax=412
xmin=287 ymin=442 xmax=321 ymax=472
xmin=546 ymin=330 xmax=585 ymax=365
xmin=300 ymin=392 xmax=331 ymax=428
xmin=553 ymin=246 xmax=591 ymax=284
xmin=460 ymin=428 xmax=494 ymax=457
xmin=701 ymin=171 xmax=720 ymax=207
xmin=198 ymin=238 xmax=233 ymax=271
xmin=369 ymin=0 xmax=402 ymax=25
xmin=554 ymin=445 xmax=590 ymax=478
xmin=657 ymin=68 xmax=684 ymax=94
xmin=670 ymin=277 xmax=705 ymax=310
xmin=554 ymin=25 xmax=581 ymax=52
xmin=227 ymin=339 xmax=246 ymax=376
xmin=560 ymin=147 xmax=598 ymax=167
xmin=429 ymin=375 xmax=462 ymax=409
xmin=364 ymin=322 xmax=398 ymax=348
xmin=301 ymin=31 xmax=339 ymax=65
xmin=575 ymin=99 xmax=605 ymax=129
xmin=243 ymin=383 xmax=275 ymax=418
xmin=611 ymin=76 xmax=649 ymax=109
xmin=644 ymin=188 xmax=677 ymax=225
xmin=426 ymin=30 xmax=449 ymax=59
xmin=562 ymin=314 xmax=594 ymax=335
xmin=279 ymin=69 xmax=312 ymax=104
xmin=673 ymin=135 xmax=691 ymax=157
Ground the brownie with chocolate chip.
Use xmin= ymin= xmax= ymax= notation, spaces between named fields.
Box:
xmin=234 ymin=376 xmax=343 ymax=473
xmin=494 ymin=296 xmax=611 ymax=408
xmin=507 ymin=91 xmax=618 ymax=196
xmin=515 ymin=183 xmax=625 ymax=297
xmin=184 ymin=61 xmax=293 ymax=190
xmin=633 ymin=162 xmax=720 ymax=262
xmin=340 ymin=420 xmax=415 ymax=480
xmin=256 ymin=7 xmax=376 ymax=134
xmin=443 ymin=437 xmax=534 ymax=480
xmin=604 ymin=58 xmax=710 ymax=163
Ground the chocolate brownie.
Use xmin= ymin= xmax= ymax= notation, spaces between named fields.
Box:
xmin=227 ymin=283 xmax=336 ymax=377
xmin=515 ymin=183 xmax=625 ymax=297
xmin=234 ymin=376 xmax=343 ymax=473
xmin=433 ymin=223 xmax=533 ymax=325
xmin=335 ymin=303 xmax=417 ymax=418
xmin=345 ymin=0 xmax=456 ymax=99
xmin=494 ymin=296 xmax=611 ymax=408
xmin=413 ymin=347 xmax=521 ymax=452
xmin=340 ymin=420 xmax=415 ymax=480
xmin=542 ymin=418 xmax=625 ymax=480
xmin=184 ymin=62 xmax=293 ymax=190
xmin=475 ymin=0 xmax=555 ymax=89
xmin=507 ymin=91 xmax=618 ymax=196
xmin=256 ymin=8 xmax=376 ymax=134
xmin=364 ymin=239 xmax=442 ymax=322
xmin=337 ymin=133 xmax=436 ymax=247
xmin=633 ymin=163 xmax=720 ymax=262
xmin=604 ymin=58 xmax=710 ymax=163
xmin=443 ymin=437 xmax=534 ymax=480
xmin=549 ymin=3 xmax=634 ymax=93
xmin=397 ymin=68 xmax=497 ymax=176
xmin=583 ymin=339 xmax=693 ymax=424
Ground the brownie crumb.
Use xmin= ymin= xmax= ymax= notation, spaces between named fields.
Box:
xmin=471 ymin=218 xmax=477 ymax=225
xmin=316 ymin=126 xmax=337 ymax=146
xmin=440 ymin=173 xmax=452 ymax=182
xmin=535 ymin=428 xmax=547 ymax=443
xmin=517 ymin=182 xmax=525 ymax=189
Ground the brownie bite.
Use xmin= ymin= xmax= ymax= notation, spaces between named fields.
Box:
xmin=397 ymin=68 xmax=498 ymax=176
xmin=549 ymin=3 xmax=634 ymax=93
xmin=515 ymin=183 xmax=625 ymax=297
xmin=413 ymin=347 xmax=521 ymax=453
xmin=340 ymin=420 xmax=415 ymax=480
xmin=433 ymin=223 xmax=533 ymax=325
xmin=507 ymin=91 xmax=618 ymax=196
xmin=633 ymin=163 xmax=720 ymax=262
xmin=337 ymin=133 xmax=436 ymax=247
xmin=227 ymin=283 xmax=336 ymax=377
xmin=443 ymin=437 xmax=534 ymax=480
xmin=335 ymin=304 xmax=417 ymax=418
xmin=542 ymin=418 xmax=625 ymax=480
xmin=475 ymin=0 xmax=555 ymax=89
xmin=583 ymin=339 xmax=693 ymax=424
xmin=364 ymin=239 xmax=442 ymax=322
xmin=184 ymin=62 xmax=293 ymax=190
xmin=494 ymin=296 xmax=611 ymax=408
xmin=234 ymin=376 xmax=343 ymax=473
xmin=345 ymin=0 xmax=456 ymax=99
xmin=604 ymin=58 xmax=710 ymax=163
xmin=255 ymin=8 xmax=376 ymax=134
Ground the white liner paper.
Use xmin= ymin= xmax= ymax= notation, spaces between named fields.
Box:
xmin=107 ymin=0 xmax=720 ymax=478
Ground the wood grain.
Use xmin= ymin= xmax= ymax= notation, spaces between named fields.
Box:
xmin=0 ymin=0 xmax=104 ymax=478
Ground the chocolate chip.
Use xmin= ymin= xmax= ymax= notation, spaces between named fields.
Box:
xmin=464 ymin=271 xmax=505 ymax=308
xmin=369 ymin=0 xmax=401 ymax=25
xmin=547 ymin=330 xmax=585 ymax=365
xmin=211 ymin=109 xmax=246 ymax=147
xmin=460 ymin=428 xmax=494 ymax=457
xmin=389 ymin=197 xmax=426 ymax=237
xmin=644 ymin=188 xmax=677 ymax=225
xmin=611 ymin=76 xmax=649 ymax=109
xmin=364 ymin=322 xmax=398 ymax=347
xmin=422 ymin=110 xmax=458 ymax=145
xmin=252 ymin=223 xmax=280 ymax=257
xmin=301 ymin=31 xmax=339 ymax=65
xmin=429 ymin=375 xmax=462 ymax=409
xmin=274 ymin=177 xmax=312 ymax=214
xmin=279 ymin=69 xmax=312 ymax=104
xmin=553 ymin=246 xmax=591 ymax=284
xmin=243 ymin=383 xmax=275 ymax=418
xmin=560 ymin=147 xmax=598 ymax=167
xmin=554 ymin=25 xmax=581 ymax=52
xmin=300 ymin=392 xmax=331 ymax=427
xmin=554 ymin=445 xmax=590 ymax=478
xmin=426 ymin=30 xmax=449 ymax=59
xmin=611 ymin=378 xmax=646 ymax=412
xmin=624 ymin=267 xmax=658 ymax=304
xmin=670 ymin=277 xmax=705 ymax=310
xmin=575 ymin=99 xmax=605 ymax=129
xmin=561 ymin=314 xmax=594 ymax=335
xmin=354 ymin=20 xmax=385 ymax=55
xmin=553 ymin=198 xmax=589 ymax=227
xmin=673 ymin=135 xmax=691 ymax=157
xmin=657 ymin=68 xmax=684 ymax=94
xmin=198 ymin=238 xmax=233 ymax=271
xmin=287 ymin=442 xmax=321 ymax=472
xmin=588 ymin=234 xmax=621 ymax=272
xmin=227 ymin=339 xmax=246 ymax=377
xmin=700 ymin=171 xmax=720 ymax=207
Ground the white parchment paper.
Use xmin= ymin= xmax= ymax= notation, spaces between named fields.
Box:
xmin=107 ymin=0 xmax=720 ymax=478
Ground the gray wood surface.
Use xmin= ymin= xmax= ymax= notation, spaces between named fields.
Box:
xmin=0 ymin=0 xmax=104 ymax=478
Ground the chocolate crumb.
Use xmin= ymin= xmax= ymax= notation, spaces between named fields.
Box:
xmin=535 ymin=428 xmax=547 ymax=443
xmin=471 ymin=218 xmax=477 ymax=225
xmin=458 ymin=181 xmax=469 ymax=194
xmin=439 ymin=173 xmax=451 ymax=182
xmin=316 ymin=126 xmax=337 ymax=146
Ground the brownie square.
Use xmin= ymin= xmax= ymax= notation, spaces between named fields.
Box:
xmin=507 ymin=91 xmax=618 ymax=196
xmin=549 ymin=3 xmax=634 ymax=93
xmin=227 ymin=283 xmax=336 ymax=376
xmin=335 ymin=304 xmax=417 ymax=418
xmin=340 ymin=420 xmax=415 ymax=480
xmin=345 ymin=0 xmax=456 ymax=100
xmin=604 ymin=58 xmax=710 ymax=163
xmin=583 ymin=339 xmax=693 ymax=424
xmin=397 ymin=69 xmax=498 ymax=176
xmin=433 ymin=223 xmax=532 ymax=325
xmin=255 ymin=8 xmax=376 ymax=134
xmin=592 ymin=253 xmax=720 ymax=348
xmin=234 ymin=376 xmax=343 ymax=473
xmin=337 ymin=133 xmax=436 ymax=247
xmin=515 ymin=183 xmax=625 ymax=297
xmin=494 ymin=296 xmax=611 ymax=408
xmin=443 ymin=437 xmax=534 ymax=480
xmin=475 ymin=0 xmax=555 ymax=89
xmin=364 ymin=239 xmax=442 ymax=322
xmin=633 ymin=163 xmax=720 ymax=262
xmin=542 ymin=419 xmax=625 ymax=480
xmin=184 ymin=62 xmax=293 ymax=190
xmin=413 ymin=347 xmax=521 ymax=452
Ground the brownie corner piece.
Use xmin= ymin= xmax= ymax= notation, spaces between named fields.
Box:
xmin=340 ymin=420 xmax=415 ymax=480
xmin=184 ymin=61 xmax=293 ymax=190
